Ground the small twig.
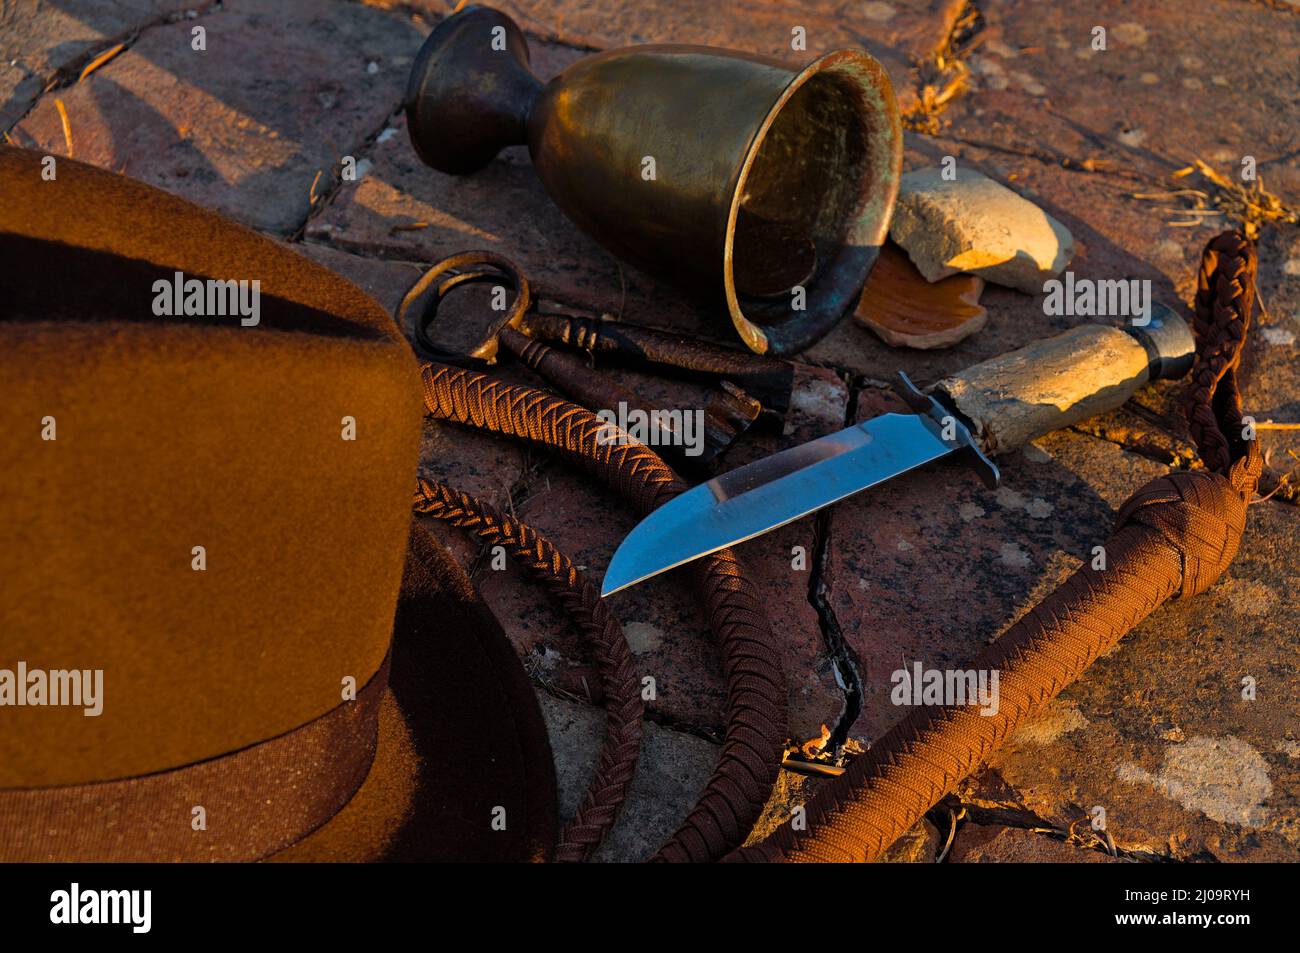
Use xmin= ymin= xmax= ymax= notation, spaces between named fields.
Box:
xmin=778 ymin=756 xmax=845 ymax=778
xmin=1255 ymin=449 xmax=1300 ymax=503
xmin=935 ymin=806 xmax=965 ymax=863
xmin=54 ymin=99 xmax=73 ymax=157
xmin=1252 ymin=273 xmax=1274 ymax=322
xmin=79 ymin=43 xmax=126 ymax=82
xmin=1131 ymin=189 xmax=1209 ymax=200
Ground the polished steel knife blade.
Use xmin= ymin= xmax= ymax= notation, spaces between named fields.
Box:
xmin=601 ymin=372 xmax=997 ymax=596
xmin=601 ymin=309 xmax=1199 ymax=598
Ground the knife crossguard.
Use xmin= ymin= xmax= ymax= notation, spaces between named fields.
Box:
xmin=893 ymin=372 xmax=1000 ymax=490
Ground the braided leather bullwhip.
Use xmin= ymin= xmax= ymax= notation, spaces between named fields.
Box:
xmin=1189 ymin=231 xmax=1257 ymax=474
xmin=418 ymin=362 xmax=788 ymax=862
xmin=724 ymin=230 xmax=1264 ymax=862
xmin=412 ymin=478 xmax=642 ymax=862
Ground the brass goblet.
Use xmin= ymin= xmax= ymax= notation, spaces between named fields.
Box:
xmin=405 ymin=5 xmax=902 ymax=355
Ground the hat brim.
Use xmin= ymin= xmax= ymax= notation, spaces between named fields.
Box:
xmin=271 ymin=518 xmax=559 ymax=862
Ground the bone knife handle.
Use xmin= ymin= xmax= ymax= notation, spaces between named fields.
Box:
xmin=932 ymin=303 xmax=1195 ymax=456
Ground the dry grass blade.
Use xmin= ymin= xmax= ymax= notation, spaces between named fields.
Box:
xmin=1134 ymin=158 xmax=1299 ymax=239
xmin=1131 ymin=189 xmax=1210 ymax=201
xmin=1256 ymin=448 xmax=1300 ymax=505
xmin=79 ymin=43 xmax=126 ymax=82
xmin=902 ymin=0 xmax=983 ymax=133
xmin=54 ymin=99 xmax=73 ymax=157
xmin=934 ymin=806 xmax=967 ymax=863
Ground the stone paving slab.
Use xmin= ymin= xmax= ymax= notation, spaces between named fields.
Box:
xmin=378 ymin=0 xmax=970 ymax=114
xmin=958 ymin=498 xmax=1300 ymax=862
xmin=540 ymin=690 xmax=717 ymax=863
xmin=12 ymin=0 xmax=425 ymax=233
xmin=294 ymin=238 xmax=423 ymax=314
xmin=1 ymin=0 xmax=211 ymax=130
xmin=954 ymin=0 xmax=1300 ymax=204
xmin=1251 ymin=227 xmax=1300 ymax=420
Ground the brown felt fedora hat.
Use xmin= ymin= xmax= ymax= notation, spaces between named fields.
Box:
xmin=0 ymin=145 xmax=558 ymax=862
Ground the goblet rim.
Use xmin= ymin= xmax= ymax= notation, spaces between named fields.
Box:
xmin=721 ymin=47 xmax=902 ymax=355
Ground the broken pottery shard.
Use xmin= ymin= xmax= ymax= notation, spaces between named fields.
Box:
xmin=890 ymin=167 xmax=1074 ymax=293
xmin=854 ymin=241 xmax=987 ymax=349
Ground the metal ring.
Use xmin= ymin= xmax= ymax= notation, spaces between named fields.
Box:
xmin=397 ymin=250 xmax=531 ymax=365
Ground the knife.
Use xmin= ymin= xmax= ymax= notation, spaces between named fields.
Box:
xmin=601 ymin=305 xmax=1196 ymax=596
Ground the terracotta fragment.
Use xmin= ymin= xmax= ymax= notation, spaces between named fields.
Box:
xmin=854 ymin=242 xmax=987 ymax=349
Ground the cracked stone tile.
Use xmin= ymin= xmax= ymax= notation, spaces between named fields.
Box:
xmin=947 ymin=823 xmax=1119 ymax=862
xmin=948 ymin=0 xmax=1300 ymax=205
xmin=12 ymin=0 xmax=426 ymax=233
xmin=478 ymin=364 xmax=849 ymax=739
xmin=538 ymin=690 xmax=717 ymax=862
xmin=826 ymin=396 xmax=1173 ymax=746
xmin=1 ymin=0 xmax=212 ymax=130
xmin=956 ymin=498 xmax=1300 ymax=861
